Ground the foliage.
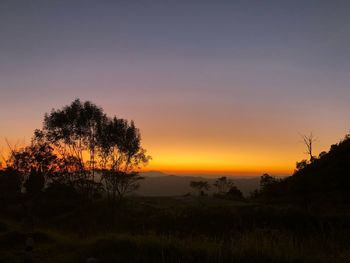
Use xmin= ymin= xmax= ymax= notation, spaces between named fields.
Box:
xmin=226 ymin=185 xmax=244 ymax=200
xmin=212 ymin=177 xmax=233 ymax=194
xmin=211 ymin=177 xmax=244 ymax=200
xmin=259 ymin=173 xmax=279 ymax=191
xmin=103 ymin=171 xmax=144 ymax=200
xmin=2 ymin=99 xmax=150 ymax=208
xmin=6 ymin=130 xmax=59 ymax=189
xmin=190 ymin=181 xmax=210 ymax=196
xmin=0 ymin=168 xmax=22 ymax=201
xmin=96 ymin=116 xmax=150 ymax=200
xmin=43 ymin=99 xmax=149 ymax=199
xmin=253 ymin=133 xmax=350 ymax=204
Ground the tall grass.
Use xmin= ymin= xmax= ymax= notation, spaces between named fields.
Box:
xmin=1 ymin=197 xmax=350 ymax=263
xmin=1 ymin=219 xmax=349 ymax=263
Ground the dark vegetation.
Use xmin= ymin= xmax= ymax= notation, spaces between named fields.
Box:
xmin=254 ymin=134 xmax=350 ymax=205
xmin=0 ymin=100 xmax=350 ymax=262
xmin=136 ymin=174 xmax=259 ymax=196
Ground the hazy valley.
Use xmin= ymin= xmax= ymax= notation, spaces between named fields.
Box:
xmin=138 ymin=171 xmax=261 ymax=196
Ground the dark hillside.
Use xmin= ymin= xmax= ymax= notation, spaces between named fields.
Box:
xmin=263 ymin=135 xmax=350 ymax=203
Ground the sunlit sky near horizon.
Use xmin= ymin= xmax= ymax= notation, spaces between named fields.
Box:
xmin=1 ymin=1 xmax=350 ymax=176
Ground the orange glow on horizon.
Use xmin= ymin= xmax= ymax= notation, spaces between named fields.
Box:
xmin=1 ymin=1 xmax=349 ymax=178
xmin=0 ymin=125 xmax=343 ymax=177
xmin=0 ymin=99 xmax=347 ymax=177
xmin=143 ymin=155 xmax=294 ymax=176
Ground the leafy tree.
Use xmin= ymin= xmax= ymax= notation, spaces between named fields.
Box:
xmin=42 ymin=99 xmax=105 ymax=189
xmin=97 ymin=116 xmax=150 ymax=200
xmin=227 ymin=185 xmax=244 ymax=200
xmin=212 ymin=177 xmax=244 ymax=200
xmin=41 ymin=99 xmax=150 ymax=200
xmin=41 ymin=99 xmax=109 ymax=199
xmin=259 ymin=173 xmax=278 ymax=192
xmin=4 ymin=99 xmax=150 ymax=208
xmin=318 ymin=151 xmax=327 ymax=158
xmin=213 ymin=177 xmax=235 ymax=195
xmin=295 ymin=160 xmax=308 ymax=171
xmin=7 ymin=130 xmax=59 ymax=191
xmin=190 ymin=181 xmax=210 ymax=196
xmin=248 ymin=173 xmax=285 ymax=201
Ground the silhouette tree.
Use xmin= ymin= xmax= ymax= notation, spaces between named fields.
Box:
xmin=7 ymin=130 xmax=59 ymax=190
xmin=259 ymin=173 xmax=278 ymax=192
xmin=318 ymin=151 xmax=327 ymax=158
xmin=295 ymin=160 xmax=308 ymax=171
xmin=42 ymin=99 xmax=105 ymax=198
xmin=97 ymin=116 xmax=150 ymax=200
xmin=227 ymin=185 xmax=244 ymax=200
xmin=40 ymin=99 xmax=150 ymax=200
xmin=190 ymin=181 xmax=210 ymax=196
xmin=213 ymin=177 xmax=235 ymax=195
xmin=301 ymin=133 xmax=317 ymax=162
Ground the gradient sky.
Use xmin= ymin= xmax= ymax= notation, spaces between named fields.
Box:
xmin=1 ymin=1 xmax=350 ymax=176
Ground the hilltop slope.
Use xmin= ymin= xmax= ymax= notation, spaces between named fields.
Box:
xmin=266 ymin=135 xmax=350 ymax=203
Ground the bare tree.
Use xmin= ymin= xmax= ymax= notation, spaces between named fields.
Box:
xmin=301 ymin=133 xmax=317 ymax=162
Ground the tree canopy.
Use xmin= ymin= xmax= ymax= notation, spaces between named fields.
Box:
xmin=6 ymin=99 xmax=151 ymax=200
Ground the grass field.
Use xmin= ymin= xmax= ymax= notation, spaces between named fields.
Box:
xmin=1 ymin=196 xmax=350 ymax=263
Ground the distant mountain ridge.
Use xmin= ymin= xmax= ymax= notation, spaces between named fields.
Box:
xmin=140 ymin=171 xmax=168 ymax=177
xmin=137 ymin=171 xmax=260 ymax=196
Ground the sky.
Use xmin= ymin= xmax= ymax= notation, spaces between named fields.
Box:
xmin=1 ymin=0 xmax=350 ymax=176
